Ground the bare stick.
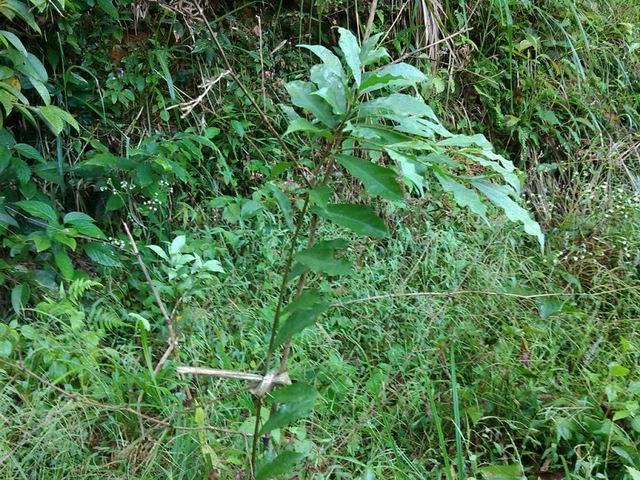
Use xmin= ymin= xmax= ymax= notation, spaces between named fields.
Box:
xmin=330 ymin=286 xmax=638 ymax=308
xmin=363 ymin=0 xmax=378 ymax=41
xmin=391 ymin=27 xmax=471 ymax=64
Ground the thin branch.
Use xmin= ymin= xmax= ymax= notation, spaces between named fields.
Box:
xmin=391 ymin=27 xmax=472 ymax=64
xmin=363 ymin=0 xmax=378 ymax=41
xmin=331 ymin=286 xmax=638 ymax=308
xmin=123 ymin=222 xmax=176 ymax=370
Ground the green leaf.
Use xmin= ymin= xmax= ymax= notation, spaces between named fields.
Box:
xmin=259 ymin=382 xmax=319 ymax=434
xmin=28 ymin=232 xmax=51 ymax=252
xmin=435 ymin=172 xmax=488 ymax=224
xmin=14 ymin=143 xmax=44 ymax=162
xmin=36 ymin=105 xmax=80 ymax=135
xmin=294 ymin=239 xmax=352 ymax=276
xmin=626 ymin=466 xmax=640 ymax=480
xmin=275 ymin=295 xmax=328 ymax=347
xmin=299 ymin=44 xmax=345 ymax=79
xmin=309 ymin=186 xmax=330 ymax=208
xmin=0 ymin=145 xmax=10 ymax=173
xmin=359 ymin=32 xmax=390 ymax=65
xmin=359 ymin=72 xmax=401 ymax=93
xmin=0 ymin=30 xmax=28 ymax=57
xmin=84 ymin=242 xmax=120 ymax=267
xmin=478 ymin=464 xmax=523 ymax=480
xmin=15 ymin=200 xmax=56 ymax=222
xmin=169 ymin=235 xmax=186 ymax=255
xmin=472 ymin=180 xmax=544 ymax=249
xmin=336 ymin=154 xmax=403 ymax=201
xmin=71 ymin=222 xmax=105 ymax=239
xmin=255 ymin=451 xmax=305 ymax=480
xmin=310 ymin=64 xmax=347 ymax=115
xmin=11 ymin=283 xmax=29 ymax=314
xmin=147 ymin=245 xmax=169 ymax=260
xmin=54 ymin=249 xmax=74 ymax=279
xmin=0 ymin=340 xmax=12 ymax=358
xmin=105 ymin=194 xmax=124 ymax=212
xmin=338 ymin=28 xmax=362 ymax=86
xmin=360 ymin=63 xmax=427 ymax=93
xmin=63 ymin=212 xmax=94 ymax=224
xmin=609 ymin=363 xmax=630 ymax=377
xmin=30 ymin=78 xmax=50 ymax=106
xmin=315 ymin=204 xmax=388 ymax=238
xmin=269 ymin=183 xmax=294 ymax=229
xmin=359 ymin=94 xmax=436 ymax=120
xmin=284 ymin=117 xmax=331 ymax=139
xmin=285 ymin=80 xmax=337 ymax=128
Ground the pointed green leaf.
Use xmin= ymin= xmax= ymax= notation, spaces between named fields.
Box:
xmin=472 ymin=180 xmax=544 ymax=248
xmin=299 ymin=44 xmax=345 ymax=79
xmin=0 ymin=31 xmax=28 ymax=57
xmin=256 ymin=451 xmax=305 ymax=480
xmin=63 ymin=212 xmax=94 ymax=225
xmin=285 ymin=80 xmax=337 ymax=128
xmin=269 ymin=183 xmax=294 ymax=229
xmin=435 ymin=172 xmax=488 ymax=224
xmin=478 ymin=464 xmax=523 ymax=480
xmin=260 ymin=382 xmax=319 ymax=435
xmin=315 ymin=204 xmax=388 ymax=237
xmin=15 ymin=200 xmax=56 ymax=222
xmin=360 ymin=94 xmax=437 ymax=120
xmin=310 ymin=63 xmax=347 ymax=115
xmin=360 ymin=63 xmax=427 ymax=93
xmin=147 ymin=245 xmax=169 ymax=260
xmin=54 ymin=249 xmax=74 ymax=279
xmin=338 ymin=28 xmax=361 ymax=86
xmin=284 ymin=117 xmax=331 ymax=139
xmin=295 ymin=239 xmax=352 ymax=276
xmin=11 ymin=283 xmax=29 ymax=314
xmin=14 ymin=143 xmax=44 ymax=162
xmin=336 ymin=154 xmax=403 ymax=201
xmin=275 ymin=299 xmax=328 ymax=347
xmin=169 ymin=235 xmax=186 ymax=255
xmin=84 ymin=241 xmax=120 ymax=266
xmin=359 ymin=32 xmax=390 ymax=65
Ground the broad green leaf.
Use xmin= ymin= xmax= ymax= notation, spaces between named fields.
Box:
xmin=435 ymin=172 xmax=488 ymax=224
xmin=358 ymin=72 xmax=401 ymax=93
xmin=169 ymin=235 xmax=186 ymax=255
xmin=84 ymin=242 xmax=120 ymax=266
xmin=259 ymin=382 xmax=319 ymax=434
xmin=336 ymin=154 xmax=403 ymax=201
xmin=285 ymin=80 xmax=337 ymax=128
xmin=256 ymin=451 xmax=305 ymax=480
xmin=310 ymin=64 xmax=347 ymax=115
xmin=315 ymin=204 xmax=388 ymax=237
xmin=30 ymin=78 xmax=50 ymax=106
xmin=386 ymin=149 xmax=424 ymax=192
xmin=28 ymin=232 xmax=51 ymax=252
xmin=0 ymin=145 xmax=10 ymax=172
xmin=71 ymin=222 xmax=105 ymax=239
xmin=472 ymin=180 xmax=544 ymax=248
xmin=478 ymin=464 xmax=523 ymax=480
xmin=105 ymin=194 xmax=124 ymax=212
xmin=15 ymin=200 xmax=56 ymax=222
xmin=36 ymin=105 xmax=80 ymax=135
xmin=275 ymin=299 xmax=328 ymax=347
xmin=609 ymin=363 xmax=630 ymax=377
xmin=338 ymin=28 xmax=361 ymax=86
xmin=202 ymin=259 xmax=224 ymax=273
xmin=0 ymin=340 xmax=12 ymax=358
xmin=359 ymin=94 xmax=437 ymax=120
xmin=63 ymin=212 xmax=94 ymax=224
xmin=11 ymin=283 xmax=29 ymax=314
xmin=0 ymin=31 xmax=28 ymax=57
xmin=294 ymin=239 xmax=352 ymax=276
xmin=14 ymin=143 xmax=44 ymax=162
xmin=299 ymin=44 xmax=345 ymax=79
xmin=284 ymin=117 xmax=331 ymax=139
xmin=626 ymin=466 xmax=640 ymax=480
xmin=438 ymin=133 xmax=493 ymax=149
xmin=54 ymin=249 xmax=74 ymax=279
xmin=359 ymin=32 xmax=389 ymax=65
xmin=309 ymin=186 xmax=330 ymax=208
xmin=360 ymin=63 xmax=427 ymax=93
xmin=147 ymin=245 xmax=168 ymax=260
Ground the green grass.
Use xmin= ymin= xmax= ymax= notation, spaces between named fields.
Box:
xmin=2 ymin=152 xmax=638 ymax=478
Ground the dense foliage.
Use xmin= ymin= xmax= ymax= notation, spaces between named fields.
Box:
xmin=1 ymin=1 xmax=639 ymax=479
